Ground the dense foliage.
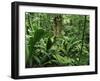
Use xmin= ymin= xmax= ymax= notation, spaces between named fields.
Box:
xmin=25 ymin=12 xmax=89 ymax=68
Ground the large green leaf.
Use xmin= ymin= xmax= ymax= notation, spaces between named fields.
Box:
xmin=46 ymin=36 xmax=56 ymax=50
xmin=53 ymin=54 xmax=74 ymax=65
xmin=28 ymin=29 xmax=46 ymax=59
xmin=67 ymin=40 xmax=81 ymax=54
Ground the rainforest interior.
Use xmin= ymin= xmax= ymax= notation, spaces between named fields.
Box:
xmin=25 ymin=12 xmax=90 ymax=68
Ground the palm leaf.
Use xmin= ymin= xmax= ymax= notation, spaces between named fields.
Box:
xmin=27 ymin=29 xmax=46 ymax=66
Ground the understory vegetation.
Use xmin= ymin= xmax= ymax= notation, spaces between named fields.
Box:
xmin=25 ymin=12 xmax=90 ymax=68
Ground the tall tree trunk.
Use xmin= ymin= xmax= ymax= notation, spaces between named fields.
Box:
xmin=53 ymin=15 xmax=63 ymax=37
xmin=79 ymin=15 xmax=87 ymax=63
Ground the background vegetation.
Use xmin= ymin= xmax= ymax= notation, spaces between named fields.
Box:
xmin=25 ymin=12 xmax=90 ymax=68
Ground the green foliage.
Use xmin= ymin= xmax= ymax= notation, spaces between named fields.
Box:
xmin=53 ymin=54 xmax=74 ymax=65
xmin=26 ymin=29 xmax=46 ymax=67
xmin=25 ymin=12 xmax=89 ymax=68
